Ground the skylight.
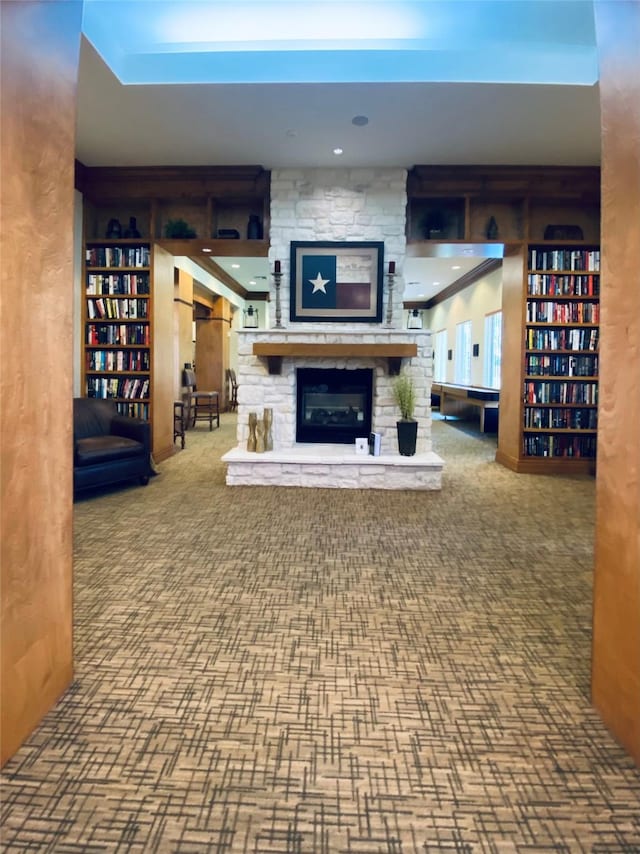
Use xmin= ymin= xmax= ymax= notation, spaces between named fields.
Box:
xmin=82 ymin=0 xmax=598 ymax=86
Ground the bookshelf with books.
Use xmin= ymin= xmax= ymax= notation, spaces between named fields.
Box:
xmin=83 ymin=240 xmax=153 ymax=423
xmin=499 ymin=244 xmax=600 ymax=474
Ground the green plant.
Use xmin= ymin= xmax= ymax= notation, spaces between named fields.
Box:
xmin=164 ymin=218 xmax=197 ymax=238
xmin=393 ymin=372 xmax=416 ymax=421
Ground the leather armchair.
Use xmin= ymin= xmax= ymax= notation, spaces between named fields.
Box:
xmin=73 ymin=398 xmax=152 ymax=493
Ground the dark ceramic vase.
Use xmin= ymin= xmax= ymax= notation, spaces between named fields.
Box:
xmin=124 ymin=216 xmax=141 ymax=238
xmin=396 ymin=420 xmax=418 ymax=456
xmin=247 ymin=215 xmax=263 ymax=239
xmin=106 ymin=218 xmax=122 ymax=238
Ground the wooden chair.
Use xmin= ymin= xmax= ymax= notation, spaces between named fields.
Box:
xmin=173 ymin=400 xmax=186 ymax=448
xmin=182 ymin=368 xmax=220 ymax=431
xmin=226 ymin=368 xmax=238 ymax=412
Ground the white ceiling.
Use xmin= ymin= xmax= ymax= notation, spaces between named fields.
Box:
xmin=75 ymin=1 xmax=601 ymax=300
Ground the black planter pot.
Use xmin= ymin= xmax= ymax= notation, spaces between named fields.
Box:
xmin=396 ymin=419 xmax=418 ymax=456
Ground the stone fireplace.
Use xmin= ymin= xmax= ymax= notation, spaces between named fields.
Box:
xmin=221 ymin=168 xmax=444 ymax=489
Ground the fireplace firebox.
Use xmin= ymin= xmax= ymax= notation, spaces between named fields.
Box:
xmin=296 ymin=368 xmax=373 ymax=444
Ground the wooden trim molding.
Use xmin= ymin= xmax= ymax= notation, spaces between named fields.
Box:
xmin=252 ymin=342 xmax=417 ymax=375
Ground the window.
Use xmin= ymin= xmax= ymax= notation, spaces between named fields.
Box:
xmin=484 ymin=310 xmax=502 ymax=388
xmin=455 ymin=320 xmax=472 ymax=385
xmin=433 ymin=329 xmax=447 ymax=382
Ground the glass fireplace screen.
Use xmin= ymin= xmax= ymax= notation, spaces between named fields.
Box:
xmin=296 ymin=368 xmax=373 ymax=444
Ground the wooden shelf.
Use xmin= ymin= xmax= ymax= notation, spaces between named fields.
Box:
xmin=252 ymin=342 xmax=417 ymax=375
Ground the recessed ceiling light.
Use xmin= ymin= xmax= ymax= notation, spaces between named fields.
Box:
xmin=249 ymin=280 xmax=256 ymax=286
xmin=451 ymin=265 xmax=461 ymax=270
xmin=231 ymin=263 xmax=240 ymax=269
xmin=202 ymin=247 xmax=212 ymax=253
xmin=433 ymin=281 xmax=441 ymax=286
xmin=352 ymin=115 xmax=369 ymax=126
xmin=333 ymin=147 xmax=343 ymax=156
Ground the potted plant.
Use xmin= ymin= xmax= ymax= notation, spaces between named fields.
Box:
xmin=393 ymin=371 xmax=418 ymax=456
xmin=164 ymin=218 xmax=197 ymax=239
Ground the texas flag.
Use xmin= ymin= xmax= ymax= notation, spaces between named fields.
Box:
xmin=301 ymin=254 xmax=371 ymax=311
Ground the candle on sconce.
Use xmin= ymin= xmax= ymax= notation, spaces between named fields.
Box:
xmin=388 ymin=261 xmax=396 ymax=274
xmin=274 ymin=260 xmax=281 ymax=273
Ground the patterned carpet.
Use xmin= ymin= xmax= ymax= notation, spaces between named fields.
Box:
xmin=2 ymin=414 xmax=639 ymax=852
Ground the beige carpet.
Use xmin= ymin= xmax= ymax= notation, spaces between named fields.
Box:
xmin=1 ymin=414 xmax=639 ymax=852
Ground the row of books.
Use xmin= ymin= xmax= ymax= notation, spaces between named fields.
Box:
xmin=87 ymin=377 xmax=150 ymax=400
xmin=527 ymin=273 xmax=599 ymax=297
xmin=523 ymin=406 xmax=598 ymax=430
xmin=526 ymin=327 xmax=599 ymax=351
xmin=86 ymin=273 xmax=150 ymax=295
xmin=86 ymin=246 xmax=150 ymax=268
xmin=528 ymin=248 xmax=600 ymax=272
xmin=526 ymin=301 xmax=599 ymax=324
xmin=524 ymin=381 xmax=598 ymax=405
xmin=86 ymin=322 xmax=150 ymax=346
xmin=86 ymin=349 xmax=150 ymax=372
xmin=116 ymin=402 xmax=149 ymax=421
xmin=525 ymin=354 xmax=598 ymax=377
xmin=87 ymin=298 xmax=149 ymax=320
xmin=523 ymin=434 xmax=597 ymax=458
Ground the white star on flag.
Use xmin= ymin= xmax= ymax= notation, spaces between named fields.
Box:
xmin=310 ymin=272 xmax=330 ymax=294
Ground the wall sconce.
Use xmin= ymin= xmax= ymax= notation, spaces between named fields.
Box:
xmin=407 ymin=308 xmax=424 ymax=329
xmin=243 ymin=305 xmax=259 ymax=328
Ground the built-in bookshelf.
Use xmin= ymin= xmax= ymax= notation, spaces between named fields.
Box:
xmin=521 ymin=245 xmax=600 ymax=471
xmin=83 ymin=240 xmax=152 ymax=421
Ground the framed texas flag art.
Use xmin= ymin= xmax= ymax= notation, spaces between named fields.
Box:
xmin=290 ymin=241 xmax=384 ymax=323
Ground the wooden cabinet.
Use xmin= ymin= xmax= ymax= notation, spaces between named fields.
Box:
xmin=77 ymin=164 xmax=271 ymax=252
xmin=406 ymin=166 xmax=601 ymax=476
xmin=77 ymin=165 xmax=272 ymax=457
xmin=406 ymin=166 xmax=600 ymax=246
xmin=83 ymin=239 xmax=153 ymax=421
xmin=497 ymin=243 xmax=600 ymax=474
xmin=519 ymin=245 xmax=600 ymax=472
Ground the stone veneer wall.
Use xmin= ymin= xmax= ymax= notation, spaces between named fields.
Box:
xmin=268 ymin=168 xmax=408 ymax=328
xmin=233 ymin=167 xmax=435 ymax=461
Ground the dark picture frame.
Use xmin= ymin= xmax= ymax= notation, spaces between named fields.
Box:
xmin=290 ymin=241 xmax=384 ymax=323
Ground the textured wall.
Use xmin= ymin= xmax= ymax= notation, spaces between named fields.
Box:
xmin=269 ymin=169 xmax=407 ymax=328
xmin=592 ymin=0 xmax=640 ymax=765
xmin=1 ymin=1 xmax=82 ymax=766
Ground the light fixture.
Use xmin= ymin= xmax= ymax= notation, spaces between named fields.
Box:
xmin=243 ymin=304 xmax=259 ymax=328
xmin=333 ymin=147 xmax=344 ymax=155
xmin=202 ymin=247 xmax=212 ymax=253
xmin=407 ymin=308 xmax=424 ymax=330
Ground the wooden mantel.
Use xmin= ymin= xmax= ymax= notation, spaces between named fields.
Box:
xmin=252 ymin=341 xmax=417 ymax=375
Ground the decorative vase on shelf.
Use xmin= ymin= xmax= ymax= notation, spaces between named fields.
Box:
xmin=255 ymin=422 xmax=265 ymax=453
xmin=263 ymin=408 xmax=273 ymax=451
xmin=247 ymin=214 xmax=263 ymax=240
xmin=106 ymin=218 xmax=122 ymax=238
xmin=124 ymin=216 xmax=141 ymax=238
xmin=247 ymin=412 xmax=258 ymax=452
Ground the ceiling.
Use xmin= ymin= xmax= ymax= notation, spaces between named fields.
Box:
xmin=75 ymin=1 xmax=601 ymax=301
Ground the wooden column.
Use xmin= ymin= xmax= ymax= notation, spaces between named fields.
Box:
xmin=175 ymin=268 xmax=195 ymax=398
xmin=592 ymin=0 xmax=640 ymax=765
xmin=495 ymin=244 xmax=526 ymax=470
xmin=152 ymin=245 xmax=178 ymax=461
xmin=1 ymin=1 xmax=82 ymax=767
